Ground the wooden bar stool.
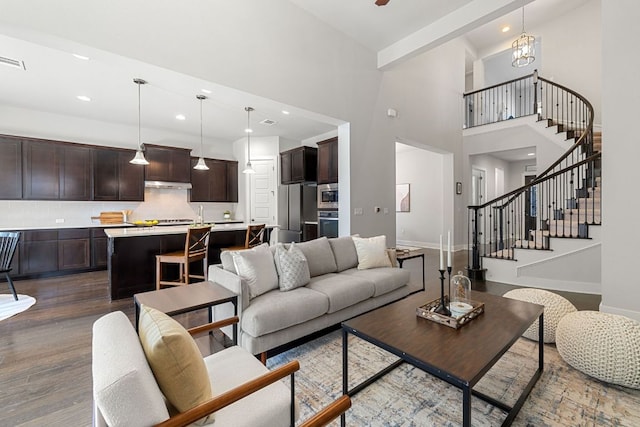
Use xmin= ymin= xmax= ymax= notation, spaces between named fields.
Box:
xmin=223 ymin=224 xmax=266 ymax=251
xmin=156 ymin=226 xmax=211 ymax=290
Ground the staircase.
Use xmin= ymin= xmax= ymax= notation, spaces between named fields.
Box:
xmin=464 ymin=71 xmax=602 ymax=293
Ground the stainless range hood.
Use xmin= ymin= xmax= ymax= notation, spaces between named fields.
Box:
xmin=144 ymin=180 xmax=192 ymax=190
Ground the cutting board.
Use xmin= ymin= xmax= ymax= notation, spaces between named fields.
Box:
xmin=91 ymin=211 xmax=124 ymax=224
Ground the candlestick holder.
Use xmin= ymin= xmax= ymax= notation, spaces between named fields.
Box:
xmin=447 ymin=266 xmax=452 ymax=307
xmin=434 ymin=269 xmax=451 ymax=316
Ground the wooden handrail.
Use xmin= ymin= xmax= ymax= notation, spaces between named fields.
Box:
xmin=154 ymin=360 xmax=300 ymax=427
xmin=299 ymin=395 xmax=352 ymax=427
xmin=187 ymin=316 xmax=239 ymax=336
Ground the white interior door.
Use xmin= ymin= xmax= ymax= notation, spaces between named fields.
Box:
xmin=250 ymin=159 xmax=276 ymax=225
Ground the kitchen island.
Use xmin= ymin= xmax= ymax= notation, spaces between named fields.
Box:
xmin=105 ymin=223 xmax=274 ymax=300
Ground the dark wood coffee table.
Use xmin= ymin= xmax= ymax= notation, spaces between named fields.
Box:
xmin=134 ymin=281 xmax=238 ymax=344
xmin=341 ymin=290 xmax=544 ymax=426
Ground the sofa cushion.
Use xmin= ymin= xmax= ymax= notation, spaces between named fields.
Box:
xmin=296 ymin=237 xmax=338 ymax=277
xmin=352 ymin=235 xmax=392 ymax=270
xmin=232 ymin=243 xmax=279 ymax=299
xmin=138 ymin=305 xmax=213 ymax=424
xmin=342 ymin=267 xmax=410 ymax=297
xmin=307 ymin=273 xmax=375 ymax=314
xmin=274 ymin=242 xmax=310 ymax=291
xmin=328 ymin=236 xmax=359 ymax=272
xmin=202 ymin=346 xmax=298 ymax=426
xmin=92 ymin=311 xmax=169 ymax=427
xmin=242 ymin=287 xmax=329 ymax=337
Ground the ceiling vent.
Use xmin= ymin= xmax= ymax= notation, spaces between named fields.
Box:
xmin=259 ymin=119 xmax=277 ymax=126
xmin=0 ymin=55 xmax=26 ymax=70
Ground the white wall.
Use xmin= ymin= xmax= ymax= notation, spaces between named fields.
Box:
xmin=369 ymin=39 xmax=465 ymax=245
xmin=396 ymin=145 xmax=444 ymax=248
xmin=469 ymin=154 xmax=510 ymax=202
xmin=506 ymin=159 xmax=535 ymax=192
xmin=477 ymin=0 xmax=602 ymax=125
xmin=600 ymin=0 xmax=640 ymax=321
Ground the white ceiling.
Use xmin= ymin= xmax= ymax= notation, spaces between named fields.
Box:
xmin=0 ymin=0 xmax=590 ymax=148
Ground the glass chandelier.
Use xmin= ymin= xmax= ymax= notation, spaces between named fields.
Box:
xmin=512 ymin=4 xmax=535 ymax=68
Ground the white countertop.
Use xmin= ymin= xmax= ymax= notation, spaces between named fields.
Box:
xmin=104 ymin=223 xmax=276 ymax=238
xmin=0 ymin=223 xmax=133 ymax=232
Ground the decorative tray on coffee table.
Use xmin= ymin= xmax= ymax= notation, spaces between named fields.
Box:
xmin=416 ymin=295 xmax=484 ymax=329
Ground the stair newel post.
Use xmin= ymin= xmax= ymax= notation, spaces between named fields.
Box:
xmin=467 ymin=206 xmax=486 ymax=281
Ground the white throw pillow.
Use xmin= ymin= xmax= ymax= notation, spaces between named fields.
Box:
xmin=353 ymin=235 xmax=392 ymax=270
xmin=274 ymin=242 xmax=311 ymax=291
xmin=232 ymin=243 xmax=279 ymax=299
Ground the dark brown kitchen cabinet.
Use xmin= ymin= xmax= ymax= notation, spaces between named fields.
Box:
xmin=0 ymin=136 xmax=23 ymax=199
xmin=280 ymin=146 xmax=317 ymax=184
xmin=20 ymin=230 xmax=58 ymax=274
xmin=190 ymin=157 xmax=238 ymax=202
xmin=144 ymin=144 xmax=191 ymax=183
xmin=60 ymin=145 xmax=91 ymax=200
xmin=23 ymin=140 xmax=91 ymax=200
xmin=317 ymin=137 xmax=338 ymax=184
xmin=227 ymin=161 xmax=238 ymax=202
xmin=23 ymin=140 xmax=61 ymax=199
xmin=93 ymin=148 xmax=144 ymax=201
xmin=58 ymin=228 xmax=90 ymax=270
xmin=91 ymin=228 xmax=108 ymax=268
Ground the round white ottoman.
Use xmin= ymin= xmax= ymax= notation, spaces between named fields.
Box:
xmin=503 ymin=288 xmax=576 ymax=343
xmin=556 ymin=311 xmax=640 ymax=389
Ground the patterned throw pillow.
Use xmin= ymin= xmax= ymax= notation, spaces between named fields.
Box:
xmin=274 ymin=242 xmax=311 ymax=291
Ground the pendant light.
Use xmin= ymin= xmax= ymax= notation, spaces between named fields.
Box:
xmin=512 ymin=2 xmax=535 ymax=67
xmin=242 ymin=107 xmax=256 ymax=174
xmin=193 ymin=95 xmax=209 ymax=170
xmin=130 ymin=78 xmax=149 ymax=165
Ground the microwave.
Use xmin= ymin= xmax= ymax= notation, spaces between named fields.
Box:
xmin=317 ymin=183 xmax=338 ymax=209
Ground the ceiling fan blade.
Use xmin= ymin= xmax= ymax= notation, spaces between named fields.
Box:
xmin=375 ymin=0 xmax=390 ymax=6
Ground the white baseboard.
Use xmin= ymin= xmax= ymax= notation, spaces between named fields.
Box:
xmin=599 ymin=303 xmax=640 ymax=322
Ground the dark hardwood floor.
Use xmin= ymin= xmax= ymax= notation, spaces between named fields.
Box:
xmin=0 ymin=250 xmax=600 ymax=426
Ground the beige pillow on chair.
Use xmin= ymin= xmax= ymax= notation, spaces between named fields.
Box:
xmin=138 ymin=304 xmax=213 ymax=425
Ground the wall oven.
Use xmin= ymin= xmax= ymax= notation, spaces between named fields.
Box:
xmin=318 ymin=210 xmax=338 ymax=238
xmin=317 ymin=183 xmax=338 ymax=210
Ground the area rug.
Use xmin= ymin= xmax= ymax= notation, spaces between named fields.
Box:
xmin=0 ymin=294 xmax=36 ymax=321
xmin=268 ymin=330 xmax=640 ymax=426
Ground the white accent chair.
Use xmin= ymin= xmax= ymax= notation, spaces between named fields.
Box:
xmin=92 ymin=311 xmax=350 ymax=427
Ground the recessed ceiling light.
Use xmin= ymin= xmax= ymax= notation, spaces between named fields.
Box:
xmin=245 ymin=128 xmax=253 ymax=133
xmin=72 ymin=53 xmax=90 ymax=60
xmin=502 ymin=26 xmax=510 ymax=33
xmin=527 ymin=152 xmax=535 ymax=156
xmin=176 ymin=114 xmax=186 ymax=121
xmin=201 ymin=89 xmax=212 ymax=94
xmin=76 ymin=95 xmax=91 ymax=102
xmin=282 ymin=110 xmax=290 ymax=115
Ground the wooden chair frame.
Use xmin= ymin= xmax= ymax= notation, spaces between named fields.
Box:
xmin=154 ymin=316 xmax=351 ymax=427
xmin=156 ymin=226 xmax=211 ymax=289
xmin=222 ymin=224 xmax=266 ymax=252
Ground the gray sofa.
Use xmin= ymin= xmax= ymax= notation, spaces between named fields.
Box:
xmin=208 ymin=236 xmax=411 ymax=356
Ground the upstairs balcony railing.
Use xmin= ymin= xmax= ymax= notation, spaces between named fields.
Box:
xmin=464 ymin=72 xmax=598 ymax=277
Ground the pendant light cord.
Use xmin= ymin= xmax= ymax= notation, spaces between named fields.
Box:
xmin=137 ymin=81 xmax=141 ymax=150
xmin=200 ymin=97 xmax=204 ymax=156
